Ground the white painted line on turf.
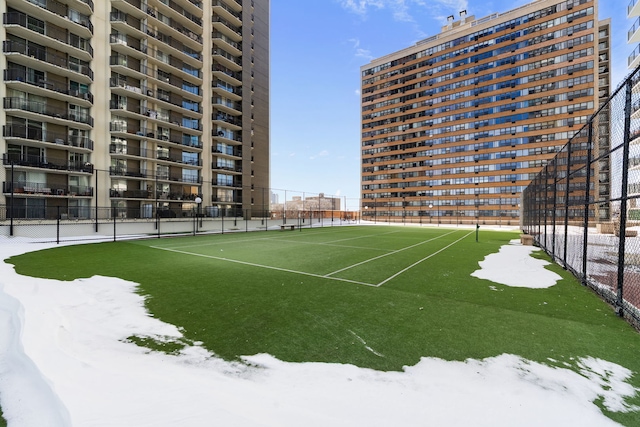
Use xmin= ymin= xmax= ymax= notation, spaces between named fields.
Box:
xmin=348 ymin=330 xmax=385 ymax=357
xmin=270 ymin=238 xmax=394 ymax=252
xmin=324 ymin=230 xmax=460 ymax=277
xmin=375 ymin=230 xmax=474 ymax=287
xmin=156 ymin=230 xmax=400 ymax=252
xmin=149 ymin=246 xmax=378 ymax=287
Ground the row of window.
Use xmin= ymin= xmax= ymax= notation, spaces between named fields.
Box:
xmin=364 ymin=186 xmax=523 ymax=198
xmin=363 ymin=160 xmax=552 ymax=180
xmin=362 ymin=0 xmax=592 ymax=76
xmin=363 ymin=25 xmax=593 ymax=94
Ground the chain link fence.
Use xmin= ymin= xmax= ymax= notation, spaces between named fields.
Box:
xmin=0 ymin=187 xmax=363 ymax=243
xmin=522 ymin=64 xmax=640 ymax=327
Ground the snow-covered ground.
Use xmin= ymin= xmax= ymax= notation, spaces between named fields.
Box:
xmin=0 ymin=238 xmax=638 ymax=426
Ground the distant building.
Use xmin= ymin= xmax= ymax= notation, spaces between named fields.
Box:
xmin=360 ymin=0 xmax=609 ymax=224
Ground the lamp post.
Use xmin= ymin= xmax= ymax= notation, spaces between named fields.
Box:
xmin=429 ymin=202 xmax=433 ymax=224
xmin=195 ymin=195 xmax=202 ymax=229
xmin=9 ymin=160 xmax=14 ymax=236
xmin=373 ymin=192 xmax=377 ymax=224
xmin=402 ymin=196 xmax=406 ymax=226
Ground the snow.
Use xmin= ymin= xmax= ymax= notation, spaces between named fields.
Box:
xmin=471 ymin=238 xmax=563 ymax=288
xmin=0 ymin=238 xmax=638 ymax=426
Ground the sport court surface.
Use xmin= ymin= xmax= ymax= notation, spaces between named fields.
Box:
xmin=146 ymin=226 xmax=474 ymax=287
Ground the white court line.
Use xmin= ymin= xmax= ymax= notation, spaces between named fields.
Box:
xmin=272 ymin=239 xmax=393 ymax=252
xmin=149 ymin=245 xmax=377 ymax=287
xmin=375 ymin=230 xmax=474 ymax=287
xmin=151 ymin=229 xmax=399 ymax=251
xmin=324 ymin=230 xmax=460 ymax=277
xmin=320 ymin=230 xmax=400 ymax=244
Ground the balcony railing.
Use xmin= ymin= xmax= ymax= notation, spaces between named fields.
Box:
xmin=2 ymin=41 xmax=93 ymax=80
xmin=110 ymin=144 xmax=202 ymax=165
xmin=212 ymin=0 xmax=242 ymax=20
xmin=3 ymin=124 xmax=94 ymax=150
xmin=109 ymin=123 xmax=203 ymax=148
xmin=213 ymin=112 xmax=242 ymax=126
xmin=3 ymin=12 xmax=94 ymax=56
xmin=4 ymin=97 xmax=94 ymax=126
xmin=3 ymin=154 xmax=93 ymax=173
xmin=109 ymin=56 xmax=202 ymax=97
xmin=4 ymin=4 xmax=93 ymax=34
xmin=109 ymin=169 xmax=202 ymax=183
xmin=3 ymin=180 xmax=93 ymax=196
xmin=4 ymin=69 xmax=94 ymax=103
xmin=212 ymin=64 xmax=241 ymax=81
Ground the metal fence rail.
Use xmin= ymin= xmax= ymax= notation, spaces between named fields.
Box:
xmin=522 ymin=64 xmax=640 ymax=327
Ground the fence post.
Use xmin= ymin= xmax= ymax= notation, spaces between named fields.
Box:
xmin=563 ymin=140 xmax=572 ymax=269
xmin=551 ymin=161 xmax=558 ymax=259
xmin=221 ymin=208 xmax=224 ymax=234
xmin=537 ymin=175 xmax=542 ymax=242
xmin=9 ymin=161 xmax=14 ymax=236
xmin=94 ymin=169 xmax=99 ymax=233
xmin=543 ymin=166 xmax=548 ymax=253
xmin=113 ymin=208 xmax=116 ymax=242
xmin=582 ymin=121 xmax=593 ymax=284
xmin=56 ymin=205 xmax=60 ymax=244
xmin=616 ymin=78 xmax=633 ymax=316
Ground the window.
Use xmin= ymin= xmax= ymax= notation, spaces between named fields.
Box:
xmin=182 ymin=169 xmax=198 ymax=183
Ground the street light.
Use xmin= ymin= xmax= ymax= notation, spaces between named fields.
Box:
xmin=195 ymin=196 xmax=202 ymax=228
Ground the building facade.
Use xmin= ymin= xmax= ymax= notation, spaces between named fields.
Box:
xmin=629 ymin=0 xmax=640 ymax=69
xmin=1 ymin=0 xmax=269 ymax=220
xmin=360 ymin=0 xmax=608 ymax=224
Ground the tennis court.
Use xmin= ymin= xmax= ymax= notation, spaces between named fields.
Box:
xmin=143 ymin=226 xmax=476 ymax=287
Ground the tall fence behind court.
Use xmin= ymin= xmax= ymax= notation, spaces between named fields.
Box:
xmin=522 ymin=64 xmax=640 ymax=327
xmin=0 ymin=189 xmax=363 ymax=243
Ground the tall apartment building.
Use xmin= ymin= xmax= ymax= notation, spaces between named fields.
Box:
xmin=1 ymin=0 xmax=269 ymax=220
xmin=629 ymin=0 xmax=640 ymax=69
xmin=360 ymin=0 xmax=608 ymax=224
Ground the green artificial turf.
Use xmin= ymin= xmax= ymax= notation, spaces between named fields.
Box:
xmin=7 ymin=225 xmax=640 ymax=425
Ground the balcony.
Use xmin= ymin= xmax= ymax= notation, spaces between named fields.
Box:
xmin=109 ymin=123 xmax=203 ymax=149
xmin=213 ymin=1 xmax=242 ymax=22
xmin=630 ymin=0 xmax=640 ymax=18
xmin=3 ymin=154 xmax=93 ymax=174
xmin=630 ymin=16 xmax=640 ymax=44
xmin=212 ymin=15 xmax=242 ymax=40
xmin=110 ymin=144 xmax=202 ymax=166
xmin=211 ymin=48 xmax=242 ymax=71
xmin=4 ymin=124 xmax=94 ymax=150
xmin=4 ymin=97 xmax=94 ymax=127
xmin=212 ymin=163 xmax=242 ymax=174
xmin=3 ymin=180 xmax=93 ymax=197
xmin=212 ymin=64 xmax=241 ymax=85
xmin=213 ymin=112 xmax=242 ymax=129
xmin=3 ymin=12 xmax=93 ymax=59
xmin=110 ymin=189 xmax=151 ymax=199
xmin=4 ymin=69 xmax=94 ymax=105
xmin=3 ymin=40 xmax=93 ymax=82
xmin=4 ymin=2 xmax=93 ymax=36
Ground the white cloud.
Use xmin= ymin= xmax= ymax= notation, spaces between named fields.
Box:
xmin=310 ymin=150 xmax=330 ymax=160
xmin=355 ymin=48 xmax=374 ymax=61
xmin=339 ymin=0 xmax=469 ymax=24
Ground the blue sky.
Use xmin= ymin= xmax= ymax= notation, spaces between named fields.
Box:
xmin=270 ymin=0 xmax=628 ymax=209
